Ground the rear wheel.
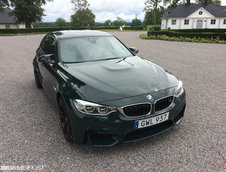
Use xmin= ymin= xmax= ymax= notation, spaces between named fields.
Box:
xmin=34 ymin=68 xmax=42 ymax=89
xmin=58 ymin=97 xmax=73 ymax=142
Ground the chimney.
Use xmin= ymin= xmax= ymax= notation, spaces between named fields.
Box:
xmin=187 ymin=0 xmax=190 ymax=5
xmin=204 ymin=0 xmax=208 ymax=5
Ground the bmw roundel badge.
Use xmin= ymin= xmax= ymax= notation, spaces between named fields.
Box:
xmin=147 ymin=95 xmax=153 ymax=101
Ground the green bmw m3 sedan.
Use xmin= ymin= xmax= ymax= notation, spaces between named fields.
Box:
xmin=33 ymin=30 xmax=186 ymax=147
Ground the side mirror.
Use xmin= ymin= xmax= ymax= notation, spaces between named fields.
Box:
xmin=36 ymin=48 xmax=40 ymax=54
xmin=129 ymin=47 xmax=139 ymax=55
xmin=39 ymin=54 xmax=55 ymax=66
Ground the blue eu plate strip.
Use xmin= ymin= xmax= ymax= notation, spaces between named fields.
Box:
xmin=134 ymin=121 xmax=139 ymax=129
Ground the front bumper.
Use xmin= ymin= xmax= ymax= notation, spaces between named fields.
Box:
xmin=66 ymin=90 xmax=186 ymax=147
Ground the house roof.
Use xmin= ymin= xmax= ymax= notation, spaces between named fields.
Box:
xmin=163 ymin=3 xmax=226 ymax=19
xmin=0 ymin=8 xmax=16 ymax=24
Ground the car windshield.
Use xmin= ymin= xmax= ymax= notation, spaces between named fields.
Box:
xmin=59 ymin=36 xmax=133 ymax=63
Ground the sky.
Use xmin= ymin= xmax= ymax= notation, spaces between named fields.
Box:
xmin=42 ymin=0 xmax=226 ymax=23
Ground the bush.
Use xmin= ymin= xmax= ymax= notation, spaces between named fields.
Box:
xmin=0 ymin=26 xmax=145 ymax=34
xmin=93 ymin=26 xmax=144 ymax=30
xmin=169 ymin=29 xmax=226 ymax=33
xmin=146 ymin=25 xmax=161 ymax=31
xmin=123 ymin=26 xmax=144 ymax=30
xmin=0 ymin=27 xmax=87 ymax=34
xmin=140 ymin=33 xmax=226 ymax=44
xmin=147 ymin=30 xmax=226 ymax=40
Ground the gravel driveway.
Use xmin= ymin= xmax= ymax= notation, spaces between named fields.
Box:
xmin=0 ymin=31 xmax=225 ymax=171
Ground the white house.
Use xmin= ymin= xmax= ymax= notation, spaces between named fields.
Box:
xmin=161 ymin=0 xmax=226 ymax=30
xmin=0 ymin=8 xmax=25 ymax=29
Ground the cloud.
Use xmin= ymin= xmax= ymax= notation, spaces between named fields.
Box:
xmin=89 ymin=0 xmax=144 ymax=14
xmin=42 ymin=0 xmax=145 ymax=22
xmin=42 ymin=0 xmax=73 ymax=22
xmin=42 ymin=0 xmax=226 ymax=22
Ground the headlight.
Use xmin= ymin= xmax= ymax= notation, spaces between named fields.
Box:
xmin=73 ymin=99 xmax=116 ymax=116
xmin=175 ymin=80 xmax=184 ymax=97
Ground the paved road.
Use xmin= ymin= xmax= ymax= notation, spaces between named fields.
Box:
xmin=0 ymin=32 xmax=225 ymax=171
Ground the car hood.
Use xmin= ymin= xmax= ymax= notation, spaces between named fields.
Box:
xmin=63 ymin=56 xmax=178 ymax=103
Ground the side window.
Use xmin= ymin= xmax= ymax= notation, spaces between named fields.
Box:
xmin=171 ymin=20 xmax=176 ymax=25
xmin=211 ymin=19 xmax=216 ymax=25
xmin=6 ymin=25 xmax=10 ymax=29
xmin=184 ymin=20 xmax=189 ymax=25
xmin=41 ymin=35 xmax=56 ymax=55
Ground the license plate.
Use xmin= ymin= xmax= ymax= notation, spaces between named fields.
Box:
xmin=134 ymin=112 xmax=169 ymax=129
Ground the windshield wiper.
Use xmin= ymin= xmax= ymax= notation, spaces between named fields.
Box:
xmin=62 ymin=57 xmax=121 ymax=64
xmin=116 ymin=56 xmax=132 ymax=63
xmin=63 ymin=61 xmax=87 ymax=64
xmin=98 ymin=57 xmax=122 ymax=61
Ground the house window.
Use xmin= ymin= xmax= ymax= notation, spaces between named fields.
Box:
xmin=224 ymin=19 xmax=226 ymax=24
xmin=211 ymin=19 xmax=216 ymax=24
xmin=5 ymin=25 xmax=10 ymax=29
xmin=199 ymin=11 xmax=203 ymax=15
xmin=172 ymin=20 xmax=176 ymax=25
xmin=184 ymin=20 xmax=189 ymax=25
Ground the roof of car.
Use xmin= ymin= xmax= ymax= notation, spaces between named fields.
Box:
xmin=52 ymin=30 xmax=112 ymax=39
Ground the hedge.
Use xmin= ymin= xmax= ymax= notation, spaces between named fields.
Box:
xmin=140 ymin=33 xmax=226 ymax=43
xmin=0 ymin=26 xmax=145 ymax=34
xmin=123 ymin=26 xmax=145 ymax=30
xmin=0 ymin=27 xmax=85 ymax=34
xmin=146 ymin=25 xmax=161 ymax=31
xmin=149 ymin=27 xmax=161 ymax=31
xmin=147 ymin=30 xmax=226 ymax=40
xmin=169 ymin=29 xmax=226 ymax=33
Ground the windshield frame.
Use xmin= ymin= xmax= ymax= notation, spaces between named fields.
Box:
xmin=57 ymin=35 xmax=134 ymax=64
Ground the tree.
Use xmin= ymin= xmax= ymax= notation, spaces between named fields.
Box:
xmin=113 ymin=17 xmax=126 ymax=26
xmin=55 ymin=18 xmax=67 ymax=28
xmin=163 ymin=0 xmax=181 ymax=8
xmin=0 ymin=0 xmax=10 ymax=8
xmin=9 ymin=0 xmax=52 ymax=28
xmin=71 ymin=0 xmax=95 ymax=27
xmin=144 ymin=6 xmax=166 ymax=26
xmin=144 ymin=0 xmax=162 ymax=27
xmin=196 ymin=0 xmax=221 ymax=5
xmin=104 ymin=19 xmax=112 ymax=26
xmin=71 ymin=0 xmax=89 ymax=11
xmin=71 ymin=8 xmax=95 ymax=27
xmin=131 ymin=18 xmax=142 ymax=27
xmin=33 ymin=22 xmax=57 ymax=28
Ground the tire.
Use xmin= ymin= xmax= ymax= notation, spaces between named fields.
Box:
xmin=34 ymin=68 xmax=43 ymax=89
xmin=58 ymin=97 xmax=73 ymax=142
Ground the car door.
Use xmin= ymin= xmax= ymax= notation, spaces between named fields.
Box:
xmin=37 ymin=35 xmax=50 ymax=92
xmin=37 ymin=35 xmax=58 ymax=103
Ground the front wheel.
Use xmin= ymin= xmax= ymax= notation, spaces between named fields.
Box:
xmin=58 ymin=97 xmax=73 ymax=142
